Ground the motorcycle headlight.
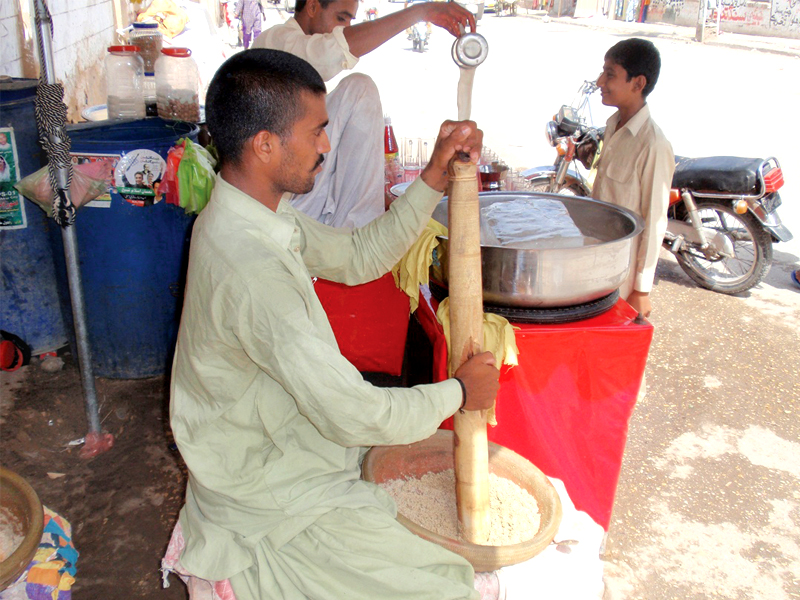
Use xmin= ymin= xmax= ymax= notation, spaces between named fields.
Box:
xmin=545 ymin=121 xmax=559 ymax=147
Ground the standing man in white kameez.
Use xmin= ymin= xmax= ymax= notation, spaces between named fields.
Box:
xmin=169 ymin=49 xmax=502 ymax=600
xmin=253 ymin=0 xmax=476 ymax=228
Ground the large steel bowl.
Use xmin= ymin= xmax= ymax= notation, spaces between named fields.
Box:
xmin=431 ymin=191 xmax=644 ymax=308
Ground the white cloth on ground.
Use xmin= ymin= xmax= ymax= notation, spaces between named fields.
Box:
xmin=500 ymin=477 xmax=606 ymax=600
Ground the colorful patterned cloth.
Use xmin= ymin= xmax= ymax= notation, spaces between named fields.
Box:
xmin=0 ymin=507 xmax=77 ymax=600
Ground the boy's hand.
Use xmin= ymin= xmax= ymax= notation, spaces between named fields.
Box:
xmin=421 ymin=120 xmax=483 ymax=192
xmin=626 ymin=290 xmax=652 ymax=318
xmin=453 ymin=351 xmax=499 ymax=412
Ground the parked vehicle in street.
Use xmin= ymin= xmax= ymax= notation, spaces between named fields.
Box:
xmin=409 ymin=21 xmax=430 ymax=52
xmin=493 ymin=0 xmax=518 ymax=16
xmin=522 ymin=80 xmax=794 ymax=295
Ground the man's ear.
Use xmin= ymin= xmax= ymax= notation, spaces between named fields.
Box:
xmin=632 ymin=74 xmax=647 ymax=94
xmin=305 ymin=0 xmax=320 ymax=17
xmin=251 ymin=130 xmax=277 ymax=165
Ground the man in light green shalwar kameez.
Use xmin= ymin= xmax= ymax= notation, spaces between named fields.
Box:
xmin=170 ymin=49 xmax=500 ymax=600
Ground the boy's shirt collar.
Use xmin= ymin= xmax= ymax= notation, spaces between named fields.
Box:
xmin=609 ymin=103 xmax=651 ymax=137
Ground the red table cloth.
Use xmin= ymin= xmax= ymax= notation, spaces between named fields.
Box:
xmin=314 ymin=273 xmax=410 ymax=377
xmin=414 ymin=292 xmax=653 ymax=530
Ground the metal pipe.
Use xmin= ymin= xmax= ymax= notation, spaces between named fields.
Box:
xmin=34 ymin=0 xmax=102 ymax=436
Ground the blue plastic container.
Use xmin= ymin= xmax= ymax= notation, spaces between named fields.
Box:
xmin=54 ymin=118 xmax=199 ymax=378
xmin=0 ymin=78 xmax=69 ymax=355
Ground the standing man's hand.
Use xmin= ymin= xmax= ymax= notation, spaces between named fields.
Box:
xmin=342 ymin=0 xmax=476 ymax=58
xmin=453 ymin=351 xmax=499 ymax=412
xmin=417 ymin=1 xmax=476 ymax=37
xmin=421 ymin=120 xmax=483 ymax=192
xmin=626 ymin=290 xmax=652 ymax=318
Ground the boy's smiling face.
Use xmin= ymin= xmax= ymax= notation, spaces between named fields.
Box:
xmin=596 ymin=58 xmax=646 ymax=109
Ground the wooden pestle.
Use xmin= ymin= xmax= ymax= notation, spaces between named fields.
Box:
xmin=447 ymin=155 xmax=491 ymax=544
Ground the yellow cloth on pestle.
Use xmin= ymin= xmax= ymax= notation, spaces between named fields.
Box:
xmin=392 ymin=219 xmax=448 ymax=313
xmin=435 ymin=297 xmax=520 ymax=426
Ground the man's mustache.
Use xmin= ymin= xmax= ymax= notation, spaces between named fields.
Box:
xmin=314 ymin=155 xmax=325 ymax=170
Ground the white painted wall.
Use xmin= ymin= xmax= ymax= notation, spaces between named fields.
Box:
xmin=1 ymin=0 xmax=117 ymax=121
xmin=645 ymin=0 xmax=800 ymax=39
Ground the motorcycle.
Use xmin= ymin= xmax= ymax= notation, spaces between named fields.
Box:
xmin=522 ymin=80 xmax=793 ymax=295
xmin=409 ymin=21 xmax=431 ymax=53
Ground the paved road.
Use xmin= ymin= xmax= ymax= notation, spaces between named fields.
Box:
xmin=338 ymin=7 xmax=800 ymax=598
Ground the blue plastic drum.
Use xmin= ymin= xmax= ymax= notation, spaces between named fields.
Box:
xmin=55 ymin=118 xmax=199 ymax=378
xmin=0 ymin=78 xmax=69 ymax=356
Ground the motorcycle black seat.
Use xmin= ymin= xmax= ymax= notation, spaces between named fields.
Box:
xmin=672 ymin=156 xmax=764 ymax=194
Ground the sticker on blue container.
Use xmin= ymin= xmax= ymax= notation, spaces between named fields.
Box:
xmin=114 ymin=148 xmax=167 ymax=207
xmin=71 ymin=152 xmax=119 ymax=208
xmin=0 ymin=127 xmax=27 ymax=230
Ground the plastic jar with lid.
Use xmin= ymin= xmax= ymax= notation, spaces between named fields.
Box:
xmin=154 ymin=48 xmax=201 ymax=123
xmin=105 ymin=45 xmax=146 ymax=120
xmin=130 ymin=22 xmax=162 ymax=116
xmin=130 ymin=22 xmax=162 ymax=73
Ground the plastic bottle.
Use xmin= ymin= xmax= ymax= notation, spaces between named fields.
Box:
xmin=105 ymin=45 xmax=146 ymax=120
xmin=154 ymin=48 xmax=201 ymax=122
xmin=384 ymin=116 xmax=403 ymax=195
xmin=129 ymin=22 xmax=162 ymax=117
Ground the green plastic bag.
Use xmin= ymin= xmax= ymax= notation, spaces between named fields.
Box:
xmin=176 ymin=138 xmax=217 ymax=214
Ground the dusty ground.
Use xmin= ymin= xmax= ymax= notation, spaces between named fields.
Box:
xmin=0 ymin=364 xmax=189 ymax=599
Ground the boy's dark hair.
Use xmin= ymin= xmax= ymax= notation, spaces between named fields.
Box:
xmin=295 ymin=0 xmax=337 ymax=14
xmin=605 ymin=38 xmax=661 ymax=98
xmin=205 ymin=49 xmax=326 ymax=166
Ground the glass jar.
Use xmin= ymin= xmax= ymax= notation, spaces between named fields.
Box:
xmin=154 ymin=48 xmax=201 ymax=123
xmin=105 ymin=45 xmax=146 ymax=120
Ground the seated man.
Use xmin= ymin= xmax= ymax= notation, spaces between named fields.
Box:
xmin=169 ymin=48 xmax=501 ymax=600
xmin=253 ymin=0 xmax=476 ymax=228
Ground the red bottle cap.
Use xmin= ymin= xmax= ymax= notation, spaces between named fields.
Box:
xmin=108 ymin=45 xmax=141 ymax=53
xmin=161 ymin=48 xmax=192 ymax=57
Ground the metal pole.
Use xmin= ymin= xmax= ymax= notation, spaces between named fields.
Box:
xmin=33 ymin=0 xmax=103 ymax=439
xmin=696 ymin=0 xmax=708 ymax=42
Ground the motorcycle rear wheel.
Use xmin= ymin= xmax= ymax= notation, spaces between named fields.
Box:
xmin=674 ymin=201 xmax=772 ymax=295
xmin=527 ymin=176 xmax=588 ymax=197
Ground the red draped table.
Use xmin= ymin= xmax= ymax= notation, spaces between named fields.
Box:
xmin=317 ymin=278 xmax=653 ymax=530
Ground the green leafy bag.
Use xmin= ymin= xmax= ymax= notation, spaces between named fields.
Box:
xmin=176 ymin=138 xmax=217 ymax=214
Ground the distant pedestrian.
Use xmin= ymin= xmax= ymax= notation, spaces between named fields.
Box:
xmin=792 ymin=269 xmax=800 ymax=290
xmin=639 ymin=0 xmax=650 ymax=21
xmin=235 ymin=0 xmax=264 ymax=49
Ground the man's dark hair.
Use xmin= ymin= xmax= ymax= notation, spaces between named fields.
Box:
xmin=294 ymin=0 xmax=337 ymax=14
xmin=605 ymin=38 xmax=661 ymax=98
xmin=206 ymin=49 xmax=326 ymax=166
